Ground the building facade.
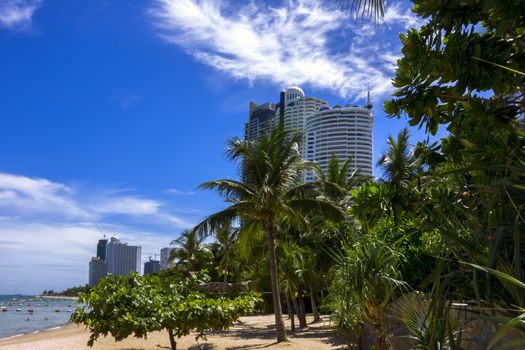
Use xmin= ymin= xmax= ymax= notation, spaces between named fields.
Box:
xmin=305 ymin=106 xmax=373 ymax=179
xmin=144 ymin=259 xmax=161 ymax=275
xmin=160 ymin=247 xmax=175 ymax=270
xmin=244 ymin=102 xmax=277 ymax=142
xmin=96 ymin=238 xmax=107 ymax=260
xmin=244 ymin=86 xmax=373 ymax=180
xmin=105 ymin=236 xmax=142 ymax=276
xmin=88 ymin=257 xmax=107 ymax=286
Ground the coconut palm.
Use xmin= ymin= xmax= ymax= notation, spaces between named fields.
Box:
xmin=169 ymin=229 xmax=210 ymax=273
xmin=377 ymin=128 xmax=419 ymax=189
xmin=336 ymin=0 xmax=386 ymax=20
xmin=212 ymin=221 xmax=239 ymax=283
xmin=194 ymin=129 xmax=344 ymax=342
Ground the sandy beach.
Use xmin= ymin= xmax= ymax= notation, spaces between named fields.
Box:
xmin=0 ymin=314 xmax=344 ymax=350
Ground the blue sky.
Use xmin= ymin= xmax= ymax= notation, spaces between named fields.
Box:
xmin=0 ymin=0 xmax=433 ymax=294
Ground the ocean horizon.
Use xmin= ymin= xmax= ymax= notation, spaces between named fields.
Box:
xmin=0 ymin=295 xmax=78 ymax=339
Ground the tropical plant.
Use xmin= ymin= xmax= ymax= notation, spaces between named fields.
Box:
xmin=329 ymin=236 xmax=407 ymax=350
xmin=169 ymin=229 xmax=211 ymax=273
xmin=70 ymin=272 xmax=259 ymax=350
xmin=194 ymin=128 xmax=344 ymax=342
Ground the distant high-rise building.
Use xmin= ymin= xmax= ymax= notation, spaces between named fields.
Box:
xmin=105 ymin=236 xmax=142 ymax=276
xmin=244 ymin=102 xmax=277 ymax=142
xmin=160 ymin=247 xmax=175 ymax=270
xmin=144 ymin=258 xmax=161 ymax=275
xmin=96 ymin=238 xmax=108 ymax=260
xmin=89 ymin=257 xmax=107 ymax=286
xmin=306 ymin=106 xmax=373 ymax=179
xmin=244 ymin=86 xmax=373 ymax=180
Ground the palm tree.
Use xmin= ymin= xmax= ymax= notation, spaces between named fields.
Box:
xmin=213 ymin=221 xmax=239 ymax=283
xmin=335 ymin=0 xmax=386 ymax=20
xmin=377 ymin=128 xmax=418 ymax=189
xmin=169 ymin=229 xmax=210 ymax=273
xmin=194 ymin=129 xmax=344 ymax=342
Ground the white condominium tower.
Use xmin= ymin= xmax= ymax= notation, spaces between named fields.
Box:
xmin=160 ymin=247 xmax=175 ymax=270
xmin=306 ymin=106 xmax=373 ymax=179
xmin=244 ymin=86 xmax=373 ymax=178
xmin=106 ymin=236 xmax=142 ymax=276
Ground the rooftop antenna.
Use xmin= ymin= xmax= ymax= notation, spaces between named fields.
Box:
xmin=96 ymin=224 xmax=107 ymax=239
xmin=366 ymin=85 xmax=372 ymax=109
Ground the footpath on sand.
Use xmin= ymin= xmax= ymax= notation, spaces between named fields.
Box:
xmin=0 ymin=314 xmax=345 ymax=350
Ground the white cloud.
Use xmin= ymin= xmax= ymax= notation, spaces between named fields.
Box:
xmin=0 ymin=0 xmax=42 ymax=29
xmin=92 ymin=196 xmax=163 ymax=216
xmin=0 ymin=173 xmax=91 ymax=219
xmin=0 ymin=172 xmax=195 ymax=227
xmin=167 ymin=188 xmax=195 ymax=196
xmin=150 ymin=0 xmax=423 ymax=100
xmin=0 ymin=221 xmax=175 ymax=294
xmin=0 ymin=172 xmax=199 ymax=294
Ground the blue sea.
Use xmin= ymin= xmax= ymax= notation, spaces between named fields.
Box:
xmin=0 ymin=295 xmax=79 ymax=339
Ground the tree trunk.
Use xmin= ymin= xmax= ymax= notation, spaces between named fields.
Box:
xmin=292 ymin=298 xmax=303 ymax=329
xmin=309 ymin=284 xmax=320 ymax=323
xmin=223 ymin=260 xmax=229 ymax=283
xmin=265 ymin=224 xmax=287 ymax=342
xmin=298 ymin=296 xmax=307 ymax=328
xmin=168 ymin=329 xmax=177 ymax=350
xmin=286 ymin=292 xmax=296 ymax=332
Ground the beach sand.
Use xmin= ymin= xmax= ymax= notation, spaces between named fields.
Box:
xmin=0 ymin=314 xmax=344 ymax=350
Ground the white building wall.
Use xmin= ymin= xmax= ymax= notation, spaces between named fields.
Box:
xmin=160 ymin=247 xmax=175 ymax=270
xmin=106 ymin=236 xmax=142 ymax=276
xmin=306 ymin=106 xmax=373 ymax=180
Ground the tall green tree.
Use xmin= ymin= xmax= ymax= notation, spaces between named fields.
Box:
xmin=169 ymin=229 xmax=210 ymax=273
xmin=194 ymin=129 xmax=344 ymax=342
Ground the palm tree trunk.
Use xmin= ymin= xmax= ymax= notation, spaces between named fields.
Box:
xmin=265 ymin=223 xmax=287 ymax=342
xmin=309 ymin=284 xmax=320 ymax=322
xmin=298 ymin=296 xmax=307 ymax=328
xmin=223 ymin=260 xmax=229 ymax=283
xmin=286 ymin=292 xmax=296 ymax=332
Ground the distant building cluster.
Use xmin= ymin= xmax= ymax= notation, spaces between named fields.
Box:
xmin=88 ymin=237 xmax=179 ymax=285
xmin=88 ymin=236 xmax=142 ymax=286
xmin=245 ymin=86 xmax=373 ymax=178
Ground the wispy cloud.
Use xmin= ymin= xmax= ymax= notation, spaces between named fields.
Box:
xmin=167 ymin=188 xmax=195 ymax=196
xmin=150 ymin=0 xmax=424 ymax=100
xmin=0 ymin=0 xmax=42 ymax=30
xmin=0 ymin=172 xmax=198 ymax=294
xmin=0 ymin=172 xmax=196 ymax=227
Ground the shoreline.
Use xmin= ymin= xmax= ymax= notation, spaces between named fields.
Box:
xmin=37 ymin=296 xmax=79 ymax=301
xmin=0 ymin=314 xmax=343 ymax=350
xmin=0 ymin=322 xmax=73 ymax=343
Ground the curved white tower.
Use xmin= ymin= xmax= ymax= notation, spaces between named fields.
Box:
xmin=306 ymin=106 xmax=373 ymax=179
xmin=282 ymin=87 xmax=328 ymax=157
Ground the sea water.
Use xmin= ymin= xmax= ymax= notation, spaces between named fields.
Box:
xmin=0 ymin=295 xmax=79 ymax=339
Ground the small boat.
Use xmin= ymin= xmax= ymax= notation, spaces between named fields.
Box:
xmin=1 ymin=308 xmax=7 ymax=312
xmin=28 ymin=309 xmax=34 ymax=313
xmin=54 ymin=309 xmax=60 ymax=313
xmin=15 ymin=309 xmax=21 ymax=312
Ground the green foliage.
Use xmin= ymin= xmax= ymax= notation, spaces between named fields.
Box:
xmin=327 ymin=236 xmax=407 ymax=350
xmin=70 ymin=272 xmax=259 ymax=350
xmin=194 ymin=128 xmax=345 ymax=342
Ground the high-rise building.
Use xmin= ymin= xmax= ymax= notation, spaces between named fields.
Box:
xmin=245 ymin=102 xmax=277 ymax=142
xmin=105 ymin=236 xmax=142 ymax=276
xmin=88 ymin=257 xmax=107 ymax=286
xmin=160 ymin=247 xmax=175 ymax=270
xmin=305 ymin=106 xmax=373 ymax=179
xmin=144 ymin=258 xmax=161 ymax=275
xmin=244 ymin=86 xmax=373 ymax=180
xmin=96 ymin=238 xmax=108 ymax=260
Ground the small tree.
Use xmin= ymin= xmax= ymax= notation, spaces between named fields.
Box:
xmin=71 ymin=272 xmax=259 ymax=350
